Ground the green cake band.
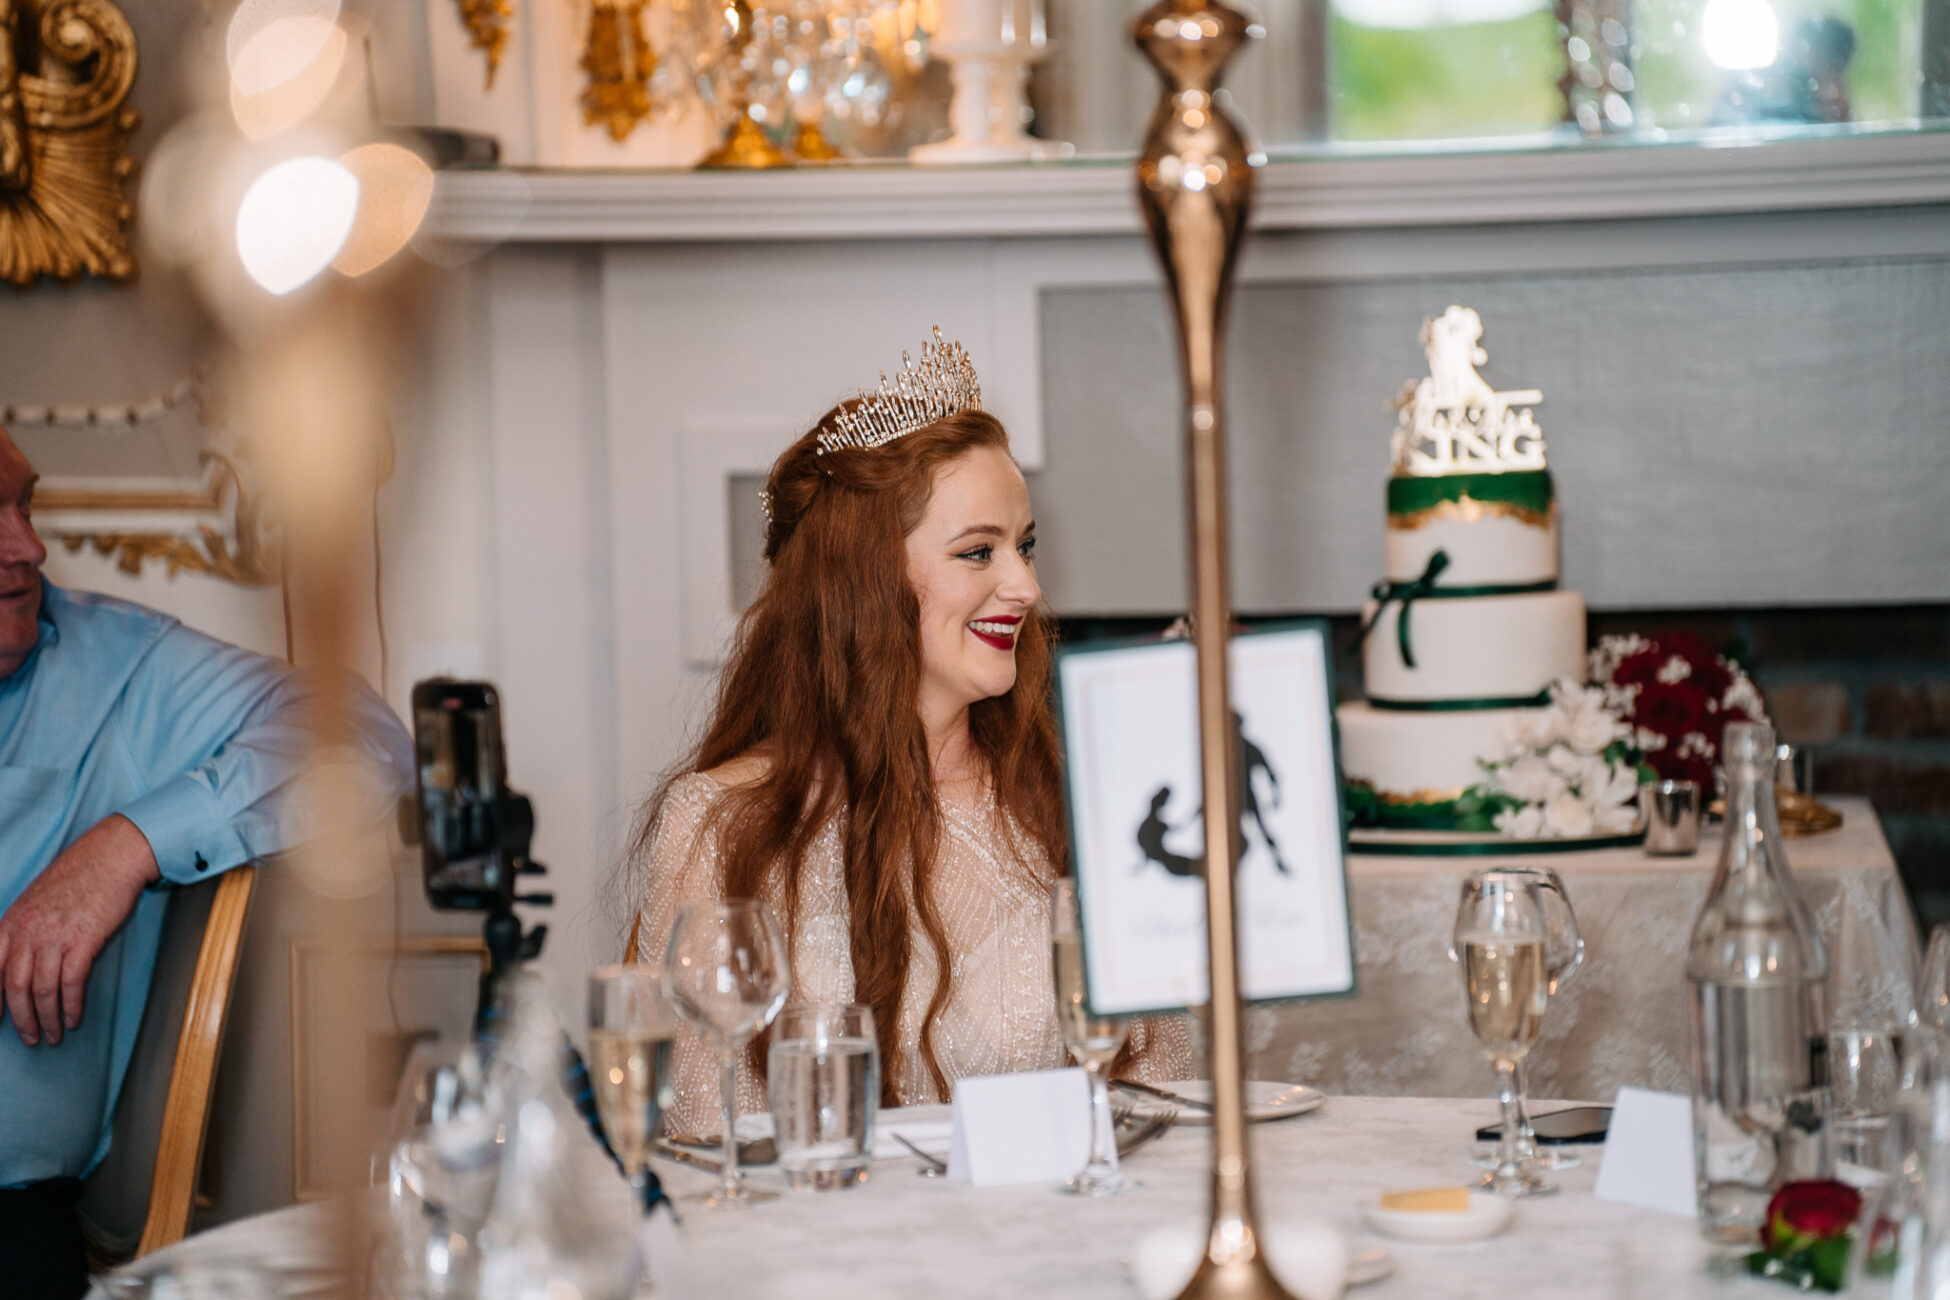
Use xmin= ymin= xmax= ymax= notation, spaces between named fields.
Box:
xmin=1344 ymin=780 xmax=1499 ymax=833
xmin=1368 ymin=691 xmax=1551 ymax=712
xmin=1386 ymin=469 xmax=1554 ymax=520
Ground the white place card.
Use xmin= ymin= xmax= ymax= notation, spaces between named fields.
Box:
xmin=946 ymin=1069 xmax=1096 ymax=1187
xmin=1054 ymin=622 xmax=1355 ymax=1015
xmin=1593 ymin=1087 xmax=1697 ymax=1216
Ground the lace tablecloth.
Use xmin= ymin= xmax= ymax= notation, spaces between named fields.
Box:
xmin=1247 ymin=796 xmax=1916 ymax=1102
xmin=105 ymin=1096 xmax=1810 ymax=1300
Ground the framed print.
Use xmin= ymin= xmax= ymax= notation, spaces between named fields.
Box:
xmin=1054 ymin=621 xmax=1354 ymax=1017
xmin=289 ymin=934 xmax=487 ymax=1200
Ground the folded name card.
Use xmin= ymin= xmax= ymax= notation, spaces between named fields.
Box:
xmin=947 ymin=1068 xmax=1098 ymax=1187
xmin=1593 ymin=1086 xmax=1697 ymax=1217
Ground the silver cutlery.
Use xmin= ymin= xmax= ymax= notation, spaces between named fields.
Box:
xmin=892 ymin=1131 xmax=948 ymax=1177
xmin=1114 ymin=1107 xmax=1178 ymax=1159
xmin=1111 ymin=1077 xmax=1214 ymax=1113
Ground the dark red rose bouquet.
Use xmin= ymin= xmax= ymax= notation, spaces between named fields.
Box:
xmin=1588 ymin=632 xmax=1768 ymax=787
xmin=1744 ymin=1180 xmax=1891 ymax=1291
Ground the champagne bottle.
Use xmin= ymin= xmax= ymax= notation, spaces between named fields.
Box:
xmin=1686 ymin=721 xmax=1831 ymax=1243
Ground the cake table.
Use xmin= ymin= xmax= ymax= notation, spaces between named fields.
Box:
xmin=1249 ymin=797 xmax=1916 ymax=1101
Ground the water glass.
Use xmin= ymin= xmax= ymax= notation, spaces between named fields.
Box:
xmin=1831 ymin=1026 xmax=1903 ymax=1174
xmin=768 ymin=1003 xmax=878 ymax=1190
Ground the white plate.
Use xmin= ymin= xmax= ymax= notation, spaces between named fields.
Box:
xmin=1347 ymin=1245 xmax=1396 ymax=1286
xmin=1358 ymin=1190 xmax=1517 ymax=1244
xmin=1133 ymin=1079 xmax=1326 ymax=1125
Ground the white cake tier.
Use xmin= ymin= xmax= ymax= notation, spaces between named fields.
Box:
xmin=1362 ymin=589 xmax=1586 ymax=703
xmin=1338 ymin=700 xmax=1536 ymax=800
xmin=1386 ymin=511 xmax=1558 ymax=586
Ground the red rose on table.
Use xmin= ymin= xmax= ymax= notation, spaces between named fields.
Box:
xmin=1614 ymin=647 xmax=1667 ymax=689
xmin=1634 ymin=679 xmax=1710 ymax=740
xmin=1764 ymin=1181 xmax=1863 ymax=1247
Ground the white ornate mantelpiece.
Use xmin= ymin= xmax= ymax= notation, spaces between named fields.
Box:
xmin=388 ymin=134 xmax=1950 ymax=1039
xmin=427 ymin=130 xmax=1950 ymax=239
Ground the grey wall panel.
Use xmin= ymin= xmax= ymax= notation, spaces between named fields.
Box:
xmin=1034 ymin=258 xmax=1950 ymax=615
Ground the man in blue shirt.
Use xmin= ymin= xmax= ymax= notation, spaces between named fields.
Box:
xmin=0 ymin=425 xmax=414 ymax=1295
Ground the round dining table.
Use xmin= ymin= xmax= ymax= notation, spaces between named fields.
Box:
xmin=98 ymin=1094 xmax=1810 ymax=1300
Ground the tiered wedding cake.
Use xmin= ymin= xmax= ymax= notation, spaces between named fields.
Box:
xmin=1338 ymin=306 xmax=1588 ymax=832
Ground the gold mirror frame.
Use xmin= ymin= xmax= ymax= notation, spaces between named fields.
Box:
xmin=0 ymin=0 xmax=139 ymax=287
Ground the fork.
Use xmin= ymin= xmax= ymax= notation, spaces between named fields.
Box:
xmin=1115 ymin=1107 xmax=1179 ymax=1160
xmin=892 ymin=1131 xmax=948 ymax=1177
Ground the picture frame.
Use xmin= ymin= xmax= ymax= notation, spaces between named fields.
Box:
xmin=1053 ymin=620 xmax=1355 ymax=1017
xmin=288 ymin=934 xmax=487 ymax=1201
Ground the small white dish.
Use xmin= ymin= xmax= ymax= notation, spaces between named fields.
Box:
xmin=1138 ymin=1080 xmax=1326 ymax=1125
xmin=1131 ymin=1221 xmax=1348 ymax=1300
xmin=1359 ymin=1190 xmax=1516 ymax=1244
xmin=1347 ymin=1245 xmax=1395 ymax=1286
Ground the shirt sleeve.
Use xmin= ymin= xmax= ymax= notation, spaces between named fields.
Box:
xmin=111 ymin=622 xmax=413 ymax=886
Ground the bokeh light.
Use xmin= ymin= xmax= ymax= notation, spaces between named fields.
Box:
xmin=1701 ymin=0 xmax=1780 ymax=70
xmin=332 ymin=144 xmax=436 ymax=278
xmin=236 ymin=157 xmax=361 ymax=295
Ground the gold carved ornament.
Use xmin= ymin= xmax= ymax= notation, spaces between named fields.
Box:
xmin=455 ymin=0 xmax=514 ymax=87
xmin=579 ymin=0 xmax=654 ymax=142
xmin=53 ymin=451 xmax=282 ymax=587
xmin=0 ymin=0 xmax=138 ymax=286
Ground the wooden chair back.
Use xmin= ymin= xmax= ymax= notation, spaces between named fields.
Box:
xmin=78 ymin=865 xmax=258 ymax=1261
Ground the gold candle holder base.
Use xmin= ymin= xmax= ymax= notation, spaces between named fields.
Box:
xmin=789 ymin=121 xmax=841 ymax=162
xmin=698 ymin=114 xmax=789 ymax=169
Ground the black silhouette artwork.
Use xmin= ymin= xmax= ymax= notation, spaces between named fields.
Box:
xmin=1135 ymin=710 xmax=1291 ymax=879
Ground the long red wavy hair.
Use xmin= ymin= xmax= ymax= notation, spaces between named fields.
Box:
xmin=632 ymin=407 xmax=1066 ymax=1102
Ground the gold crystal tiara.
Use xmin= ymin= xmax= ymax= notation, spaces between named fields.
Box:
xmin=815 ymin=327 xmax=982 ymax=456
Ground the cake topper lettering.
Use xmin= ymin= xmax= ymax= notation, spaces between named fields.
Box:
xmin=1390 ymin=306 xmax=1546 ymax=477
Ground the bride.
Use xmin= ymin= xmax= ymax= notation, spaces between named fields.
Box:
xmin=632 ymin=331 xmax=1189 ymax=1130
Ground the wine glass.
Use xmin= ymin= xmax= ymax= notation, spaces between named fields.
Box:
xmin=1463 ymin=867 xmax=1585 ymax=1172
xmin=663 ymin=899 xmax=791 ymax=1208
xmin=1051 ymin=877 xmax=1132 ymax=1196
xmin=1453 ymin=868 xmax=1556 ymax=1197
xmin=1917 ymin=925 xmax=1950 ymax=1031
xmin=589 ymin=963 xmax=682 ymax=1212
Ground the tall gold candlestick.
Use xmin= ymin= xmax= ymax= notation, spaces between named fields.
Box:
xmin=1133 ymin=4 xmax=1298 ymax=1298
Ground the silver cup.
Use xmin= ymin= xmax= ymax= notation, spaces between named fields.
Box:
xmin=1641 ymin=779 xmax=1702 ymax=855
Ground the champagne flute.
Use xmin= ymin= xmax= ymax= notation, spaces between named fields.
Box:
xmin=1454 ymin=868 xmax=1556 ymax=1197
xmin=1464 ymin=867 xmax=1585 ymax=1172
xmin=1051 ymin=877 xmax=1133 ymax=1196
xmin=663 ymin=900 xmax=791 ymax=1208
xmin=588 ymin=963 xmax=681 ymax=1212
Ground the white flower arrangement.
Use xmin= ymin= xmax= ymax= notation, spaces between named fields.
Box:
xmin=1471 ymin=679 xmax=1646 ymax=841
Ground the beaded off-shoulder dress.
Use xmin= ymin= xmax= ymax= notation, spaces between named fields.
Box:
xmin=636 ymin=771 xmax=1194 ymax=1133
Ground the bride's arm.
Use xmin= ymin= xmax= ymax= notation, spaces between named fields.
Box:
xmin=634 ymin=776 xmax=770 ymax=1134
xmin=1122 ymin=1012 xmax=1195 ymax=1082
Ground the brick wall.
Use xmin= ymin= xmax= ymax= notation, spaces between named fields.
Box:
xmin=1059 ymin=605 xmax=1950 ymax=927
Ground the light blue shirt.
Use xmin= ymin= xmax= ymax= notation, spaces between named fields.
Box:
xmin=0 ymin=582 xmax=412 ymax=1186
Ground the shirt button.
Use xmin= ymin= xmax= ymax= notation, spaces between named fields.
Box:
xmin=194 ymin=854 xmax=209 ymax=872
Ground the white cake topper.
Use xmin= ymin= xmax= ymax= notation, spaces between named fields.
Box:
xmin=1390 ymin=306 xmax=1546 ymax=477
